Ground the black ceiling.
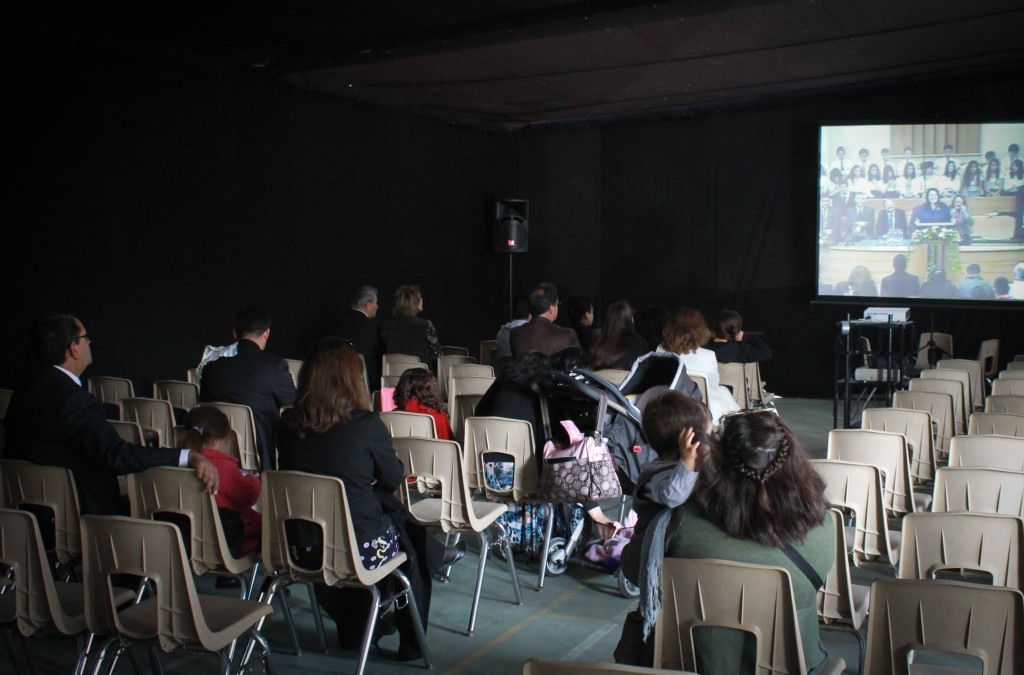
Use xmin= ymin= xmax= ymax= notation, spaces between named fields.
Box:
xmin=10 ymin=1 xmax=1024 ymax=132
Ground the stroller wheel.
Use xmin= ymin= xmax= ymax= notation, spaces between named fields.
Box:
xmin=545 ymin=537 xmax=569 ymax=576
xmin=617 ymin=570 xmax=639 ymax=599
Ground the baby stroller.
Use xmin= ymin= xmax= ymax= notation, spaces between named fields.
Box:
xmin=530 ymin=352 xmax=701 ymax=597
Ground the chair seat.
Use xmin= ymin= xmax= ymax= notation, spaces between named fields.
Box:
xmin=913 ymin=492 xmax=933 ymax=512
xmin=52 ymin=583 xmax=135 ymax=633
xmin=850 ymin=584 xmax=869 ymax=628
xmin=819 ymin=655 xmax=847 ymax=675
xmin=408 ymin=497 xmax=508 ymax=531
xmin=118 ymin=593 xmax=272 ymax=652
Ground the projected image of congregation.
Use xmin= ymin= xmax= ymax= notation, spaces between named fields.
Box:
xmin=818 ymin=123 xmax=1024 ymax=301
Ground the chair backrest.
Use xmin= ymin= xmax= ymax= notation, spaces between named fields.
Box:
xmin=811 ymin=459 xmax=898 ymax=565
xmin=969 ymin=412 xmax=1024 ymax=437
xmin=152 ymin=380 xmax=199 ymax=413
xmin=186 ymin=368 xmax=200 ymax=385
xmin=862 ymin=407 xmax=935 ymax=484
xmin=120 ymin=397 xmax=176 ymax=447
xmin=688 ymin=374 xmax=709 ymax=407
xmin=744 ymin=362 xmax=768 ymax=403
xmin=1007 ymin=362 xmax=1024 ymax=371
xmin=382 ymin=353 xmax=421 ymax=370
xmin=898 ymin=512 xmax=1023 ymax=590
xmin=261 ymin=470 xmax=403 ymax=588
xmin=81 ymin=514 xmax=256 ymax=652
xmin=127 ymin=466 xmax=252 ymax=575
xmin=921 ymin=368 xmax=973 ymax=415
xmin=594 ymin=369 xmax=630 ymax=388
xmin=283 ymin=359 xmax=303 ymax=387
xmin=392 ymin=437 xmax=485 ymax=532
xmin=863 ymin=578 xmax=1023 ymax=675
xmin=451 ymin=393 xmax=483 ymax=441
xmin=86 ymin=376 xmax=135 ymax=405
xmin=999 ymin=368 xmax=1024 ymax=380
xmin=523 ymin=658 xmax=694 ymax=675
xmin=909 ymin=377 xmax=966 ymax=434
xmin=817 ymin=507 xmax=863 ymax=628
xmin=993 ymin=379 xmax=1024 ymax=396
xmin=937 ymin=358 xmax=984 ymax=411
xmin=932 ymin=467 xmax=1024 ymax=517
xmin=440 ymin=345 xmax=470 ymax=357
xmin=479 ymin=340 xmax=498 ymax=367
xmin=109 ymin=419 xmax=147 ymax=446
xmin=655 ymin=557 xmax=807 ymax=673
xmin=378 ymin=410 xmax=437 ymax=439
xmin=893 ymin=389 xmax=955 ymax=457
xmin=979 ymin=338 xmax=1000 ymax=378
xmin=0 ymin=460 xmax=82 ymax=564
xmin=717 ymin=362 xmax=748 ymax=409
xmin=0 ymin=507 xmax=82 ymax=636
xmin=985 ymin=395 xmax=1024 ymax=415
xmin=827 ymin=428 xmax=915 ymax=517
xmin=949 ymin=434 xmax=1024 ymax=471
xmin=447 ymin=375 xmax=495 ymax=419
xmin=462 ymin=416 xmax=536 ymax=499
xmin=449 ymin=363 xmax=493 ymax=380
xmin=382 ymin=360 xmax=428 ymax=378
xmin=200 ymin=401 xmax=259 ymax=471
xmin=437 ymin=355 xmax=478 ymax=398
xmin=916 ymin=332 xmax=954 ymax=370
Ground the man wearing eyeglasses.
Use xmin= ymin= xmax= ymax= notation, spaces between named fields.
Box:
xmin=3 ymin=313 xmax=220 ymax=515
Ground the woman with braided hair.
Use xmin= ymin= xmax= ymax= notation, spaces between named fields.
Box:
xmin=662 ymin=410 xmax=835 ymax=674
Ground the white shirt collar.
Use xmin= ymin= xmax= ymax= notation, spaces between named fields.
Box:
xmin=54 ymin=365 xmax=82 ymax=387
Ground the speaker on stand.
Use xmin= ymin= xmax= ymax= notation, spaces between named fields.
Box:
xmin=494 ymin=199 xmax=529 ymax=321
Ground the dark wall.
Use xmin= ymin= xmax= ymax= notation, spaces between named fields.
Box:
xmin=3 ymin=40 xmax=1023 ymax=400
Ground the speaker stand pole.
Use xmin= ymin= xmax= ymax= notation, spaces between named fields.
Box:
xmin=508 ymin=252 xmax=514 ymax=323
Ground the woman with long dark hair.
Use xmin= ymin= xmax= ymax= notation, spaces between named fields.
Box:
xmin=960 ymin=160 xmax=983 ymax=197
xmin=866 ymin=163 xmax=884 ymax=197
xmin=276 ymin=337 xmax=464 ymax=661
xmin=706 ymin=309 xmax=771 ymax=364
xmin=590 ymin=301 xmax=649 ymax=371
xmin=880 ymin=163 xmax=900 ymax=198
xmin=983 ymin=157 xmax=1003 ymax=195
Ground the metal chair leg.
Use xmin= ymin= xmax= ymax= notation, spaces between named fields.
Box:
xmin=467 ymin=530 xmax=490 ymax=635
xmin=497 ymin=522 xmax=523 ymax=606
xmin=355 ymin=584 xmax=382 ymax=675
xmin=536 ymin=503 xmax=555 ymax=590
xmin=276 ymin=586 xmax=303 ymax=655
xmin=393 ymin=570 xmax=432 ymax=670
xmin=306 ymin=582 xmax=328 ymax=653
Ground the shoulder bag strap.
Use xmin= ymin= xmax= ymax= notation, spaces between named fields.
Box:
xmin=781 ymin=544 xmax=823 ymax=591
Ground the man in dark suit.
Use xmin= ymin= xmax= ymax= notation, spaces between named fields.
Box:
xmin=3 ymin=314 xmax=218 ymax=515
xmin=819 ymin=194 xmax=844 ymax=244
xmin=329 ymin=286 xmax=381 ymax=392
xmin=846 ymin=193 xmax=875 ymax=240
xmin=875 ymin=199 xmax=909 ymax=238
xmin=200 ymin=306 xmax=296 ymax=470
xmin=510 ymin=282 xmax=580 ymax=357
xmin=880 ymin=254 xmax=920 ymax=297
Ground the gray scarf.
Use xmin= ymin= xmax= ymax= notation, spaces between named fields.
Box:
xmin=638 ymin=505 xmax=674 ymax=640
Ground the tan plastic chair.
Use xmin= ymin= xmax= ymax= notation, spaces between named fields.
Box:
xmin=811 ymin=459 xmax=900 ymax=568
xmin=378 ymin=410 xmax=438 ymax=439
xmin=152 ymin=379 xmax=199 ymax=414
xmin=256 ymin=470 xmax=431 ymax=675
xmin=381 ymin=361 xmax=429 ymax=390
xmin=938 ymin=358 xmax=984 ymax=411
xmin=979 ymin=338 xmax=1000 ymax=379
xmin=462 ymin=416 xmax=537 ymax=496
xmin=863 ymin=578 xmax=1024 ymax=675
xmin=479 ymin=340 xmax=498 ymax=367
xmin=932 ymin=466 xmax=1024 ymax=517
xmin=817 ymin=508 xmax=868 ymax=674
xmin=0 ymin=460 xmax=82 ymax=570
xmin=449 ymin=363 xmax=494 ymax=380
xmin=949 ymin=434 xmax=1024 ymax=471
xmin=0 ymin=508 xmax=134 ymax=675
xmin=921 ymin=367 xmax=973 ymax=417
xmin=523 ymin=658 xmax=694 ymax=674
xmin=594 ymin=369 xmax=630 ymax=388
xmin=200 ymin=402 xmax=260 ymax=471
xmin=898 ymin=511 xmax=1023 ymax=590
xmin=862 ymin=407 xmax=936 ymax=483
xmin=126 ymin=467 xmax=261 ymax=595
xmin=451 ymin=392 xmax=483 ymax=441
xmin=447 ymin=375 xmax=495 ymax=421
xmin=109 ymin=419 xmax=146 ymax=446
xmin=985 ymin=394 xmax=1024 ymax=415
xmin=688 ymin=373 xmax=709 ymax=407
xmin=283 ymin=358 xmax=303 ymax=387
xmin=909 ymin=377 xmax=967 ymax=435
xmin=968 ymin=412 xmax=1024 ymax=437
xmin=999 ymin=368 xmax=1024 ymax=380
xmin=655 ymin=558 xmax=846 ymax=675
xmin=915 ymin=332 xmax=954 ymax=370
xmin=993 ymin=379 xmax=1024 ymax=396
xmin=392 ymin=437 xmax=523 ymax=635
xmin=440 ymin=345 xmax=470 ymax=357
xmin=81 ymin=515 xmax=273 ymax=674
xmin=827 ymin=428 xmax=925 ymax=517
xmin=1008 ymin=362 xmax=1024 ymax=371
xmin=893 ymin=389 xmax=956 ymax=460
xmin=186 ymin=368 xmax=199 ymax=385
xmin=381 ymin=353 xmax=422 ymax=372
xmin=86 ymin=376 xmax=134 ymax=420
xmin=437 ymin=354 xmax=478 ymax=399
xmin=120 ymin=397 xmax=176 ymax=447
xmin=717 ymin=362 xmax=748 ymax=409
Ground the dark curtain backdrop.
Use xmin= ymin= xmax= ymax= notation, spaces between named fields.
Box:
xmin=2 ymin=38 xmax=1023 ymax=400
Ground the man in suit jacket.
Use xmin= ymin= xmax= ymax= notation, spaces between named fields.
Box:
xmin=3 ymin=314 xmax=218 ymax=515
xmin=845 ymin=193 xmax=875 ymax=240
xmin=510 ymin=283 xmax=580 ymax=357
xmin=874 ymin=199 xmax=909 ymax=238
xmin=200 ymin=306 xmax=296 ymax=470
xmin=329 ymin=286 xmax=381 ymax=392
xmin=880 ymin=254 xmax=920 ymax=297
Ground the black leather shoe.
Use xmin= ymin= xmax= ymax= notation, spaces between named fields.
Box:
xmin=441 ymin=541 xmax=467 ymax=566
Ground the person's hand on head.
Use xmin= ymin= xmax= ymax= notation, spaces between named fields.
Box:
xmin=188 ymin=451 xmax=220 ymax=494
xmin=678 ymin=427 xmax=700 ymax=472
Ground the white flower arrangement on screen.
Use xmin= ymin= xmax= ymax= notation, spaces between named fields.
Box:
xmin=911 ymin=225 xmax=959 ymax=244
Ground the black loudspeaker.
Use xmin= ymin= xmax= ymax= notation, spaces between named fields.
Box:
xmin=494 ymin=199 xmax=529 ymax=253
